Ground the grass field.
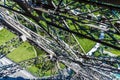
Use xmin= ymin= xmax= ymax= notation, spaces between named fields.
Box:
xmin=7 ymin=42 xmax=36 ymax=62
xmin=27 ymin=65 xmax=39 ymax=76
xmin=0 ymin=28 xmax=16 ymax=45
xmin=106 ymin=48 xmax=120 ymax=56
xmin=77 ymin=37 xmax=96 ymax=53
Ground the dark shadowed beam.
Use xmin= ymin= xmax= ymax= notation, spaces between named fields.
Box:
xmin=0 ymin=5 xmax=120 ymax=59
xmin=75 ymin=0 xmax=120 ymax=11
xmin=96 ymin=0 xmax=120 ymax=5
xmin=12 ymin=0 xmax=41 ymax=21
xmin=9 ymin=0 xmax=120 ymax=50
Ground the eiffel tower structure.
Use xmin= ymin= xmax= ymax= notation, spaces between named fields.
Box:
xmin=0 ymin=0 xmax=120 ymax=80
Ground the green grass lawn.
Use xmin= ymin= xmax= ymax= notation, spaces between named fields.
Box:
xmin=0 ymin=28 xmax=16 ymax=45
xmin=27 ymin=65 xmax=39 ymax=76
xmin=105 ymin=48 xmax=120 ymax=56
xmin=77 ymin=37 xmax=96 ymax=53
xmin=7 ymin=42 xmax=36 ymax=62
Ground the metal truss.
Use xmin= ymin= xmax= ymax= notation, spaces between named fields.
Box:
xmin=0 ymin=0 xmax=119 ymax=50
xmin=0 ymin=0 xmax=120 ymax=79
